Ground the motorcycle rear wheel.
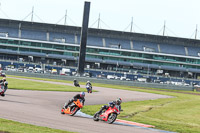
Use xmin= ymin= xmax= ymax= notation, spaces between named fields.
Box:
xmin=107 ymin=113 xmax=117 ymax=124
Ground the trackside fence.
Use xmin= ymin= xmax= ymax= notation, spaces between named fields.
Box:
xmin=5 ymin=71 xmax=194 ymax=91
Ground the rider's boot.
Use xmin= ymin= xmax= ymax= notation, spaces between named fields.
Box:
xmin=63 ymin=103 xmax=69 ymax=109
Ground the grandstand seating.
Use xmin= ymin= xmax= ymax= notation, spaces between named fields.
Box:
xmin=132 ymin=41 xmax=158 ymax=52
xmin=159 ymin=43 xmax=185 ymax=55
xmin=49 ymin=32 xmax=75 ymax=44
xmin=87 ymin=36 xmax=103 ymax=47
xmin=1 ymin=26 xmax=198 ymax=58
xmin=0 ymin=27 xmax=18 ymax=38
xmin=187 ymin=46 xmax=200 ymax=57
xmin=105 ymin=38 xmax=131 ymax=49
xmin=21 ymin=29 xmax=46 ymax=41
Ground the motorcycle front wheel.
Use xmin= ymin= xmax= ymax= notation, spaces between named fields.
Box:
xmin=70 ymin=106 xmax=79 ymax=116
xmin=61 ymin=108 xmax=65 ymax=114
xmin=93 ymin=112 xmax=100 ymax=121
xmin=107 ymin=113 xmax=117 ymax=124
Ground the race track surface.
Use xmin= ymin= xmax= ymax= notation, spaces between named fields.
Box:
xmin=0 ymin=77 xmax=173 ymax=133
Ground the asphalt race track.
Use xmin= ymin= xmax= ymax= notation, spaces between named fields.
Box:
xmin=0 ymin=77 xmax=173 ymax=133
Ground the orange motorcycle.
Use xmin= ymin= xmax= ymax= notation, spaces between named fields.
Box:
xmin=61 ymin=99 xmax=83 ymax=116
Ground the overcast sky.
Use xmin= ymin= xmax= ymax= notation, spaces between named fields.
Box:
xmin=0 ymin=0 xmax=199 ymax=39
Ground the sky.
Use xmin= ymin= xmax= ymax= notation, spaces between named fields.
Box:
xmin=0 ymin=0 xmax=200 ymax=39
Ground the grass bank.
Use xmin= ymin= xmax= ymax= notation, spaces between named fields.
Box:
xmin=0 ymin=118 xmax=74 ymax=133
xmin=7 ymin=77 xmax=86 ymax=92
xmin=82 ymin=90 xmax=200 ymax=133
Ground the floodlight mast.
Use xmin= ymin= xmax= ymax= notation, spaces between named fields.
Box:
xmin=195 ymin=24 xmax=198 ymax=39
xmin=163 ymin=20 xmax=166 ymax=36
xmin=31 ymin=6 xmax=34 ymax=22
xmin=77 ymin=1 xmax=91 ymax=76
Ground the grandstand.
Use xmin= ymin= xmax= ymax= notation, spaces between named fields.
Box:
xmin=0 ymin=18 xmax=200 ymax=79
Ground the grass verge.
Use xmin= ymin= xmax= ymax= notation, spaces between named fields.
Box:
xmin=0 ymin=118 xmax=74 ymax=133
xmin=7 ymin=77 xmax=86 ymax=92
xmin=7 ymin=75 xmax=97 ymax=92
xmin=81 ymin=90 xmax=200 ymax=133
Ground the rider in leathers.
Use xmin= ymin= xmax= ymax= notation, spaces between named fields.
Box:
xmin=86 ymin=81 xmax=92 ymax=93
xmin=64 ymin=92 xmax=85 ymax=109
xmin=97 ymin=98 xmax=122 ymax=114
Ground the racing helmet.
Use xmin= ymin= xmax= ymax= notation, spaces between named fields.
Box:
xmin=80 ymin=92 xmax=85 ymax=98
xmin=4 ymin=81 xmax=8 ymax=86
xmin=116 ymin=98 xmax=122 ymax=105
xmin=87 ymin=81 xmax=90 ymax=83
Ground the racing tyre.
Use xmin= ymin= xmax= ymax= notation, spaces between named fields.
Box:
xmin=93 ymin=112 xmax=100 ymax=121
xmin=107 ymin=113 xmax=117 ymax=124
xmin=70 ymin=106 xmax=79 ymax=116
xmin=61 ymin=108 xmax=65 ymax=114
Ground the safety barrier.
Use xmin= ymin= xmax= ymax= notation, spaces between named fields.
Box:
xmin=5 ymin=71 xmax=193 ymax=91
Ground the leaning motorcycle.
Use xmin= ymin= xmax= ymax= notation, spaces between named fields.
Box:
xmin=61 ymin=99 xmax=83 ymax=116
xmin=93 ymin=106 xmax=120 ymax=124
xmin=86 ymin=85 xmax=92 ymax=93
xmin=74 ymin=82 xmax=80 ymax=87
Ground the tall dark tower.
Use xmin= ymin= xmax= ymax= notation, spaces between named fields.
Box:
xmin=78 ymin=1 xmax=91 ymax=75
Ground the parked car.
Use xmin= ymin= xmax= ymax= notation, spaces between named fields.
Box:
xmin=107 ymin=75 xmax=115 ymax=79
xmin=137 ymin=78 xmax=147 ymax=82
xmin=51 ymin=69 xmax=57 ymax=74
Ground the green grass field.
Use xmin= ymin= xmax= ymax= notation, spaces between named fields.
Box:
xmin=81 ymin=88 xmax=200 ymax=133
xmin=7 ymin=75 xmax=97 ymax=92
xmin=4 ymin=75 xmax=200 ymax=133
xmin=7 ymin=77 xmax=86 ymax=92
xmin=0 ymin=118 xmax=74 ymax=133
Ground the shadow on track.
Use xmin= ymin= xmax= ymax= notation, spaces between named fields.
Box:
xmin=0 ymin=99 xmax=29 ymax=104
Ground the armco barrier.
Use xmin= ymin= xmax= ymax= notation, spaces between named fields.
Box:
xmin=5 ymin=71 xmax=193 ymax=91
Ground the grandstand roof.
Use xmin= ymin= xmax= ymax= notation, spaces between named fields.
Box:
xmin=0 ymin=18 xmax=200 ymax=47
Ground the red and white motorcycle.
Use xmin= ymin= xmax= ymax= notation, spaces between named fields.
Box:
xmin=93 ymin=106 xmax=121 ymax=124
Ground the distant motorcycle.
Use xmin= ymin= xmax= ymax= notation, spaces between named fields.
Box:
xmin=74 ymin=82 xmax=80 ymax=87
xmin=74 ymin=81 xmax=80 ymax=87
xmin=61 ymin=99 xmax=83 ymax=116
xmin=86 ymin=84 xmax=92 ymax=93
xmin=93 ymin=106 xmax=121 ymax=124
